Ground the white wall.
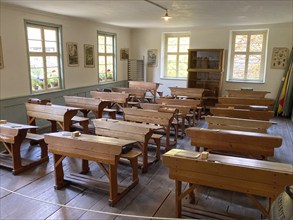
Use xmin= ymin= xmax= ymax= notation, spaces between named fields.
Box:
xmin=0 ymin=5 xmax=131 ymax=99
xmin=130 ymin=23 xmax=293 ymax=98
xmin=1 ymin=4 xmax=292 ymax=100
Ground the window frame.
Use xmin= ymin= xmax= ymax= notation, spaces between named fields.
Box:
xmin=97 ymin=31 xmax=117 ymax=83
xmin=162 ymin=32 xmax=190 ymax=79
xmin=227 ymin=29 xmax=268 ymax=83
xmin=25 ymin=20 xmax=64 ymax=94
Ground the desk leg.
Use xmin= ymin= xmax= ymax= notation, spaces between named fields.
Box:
xmin=189 ymin=183 xmax=195 ymax=204
xmin=81 ymin=160 xmax=90 ymax=174
xmin=176 ymin=180 xmax=182 ymax=218
xmin=165 ymin=127 xmax=170 ymax=151
xmin=108 ymin=164 xmax=118 ymax=206
xmin=50 ymin=120 xmax=58 ymax=132
xmin=181 ymin=116 xmax=186 ymax=138
xmin=11 ymin=142 xmax=22 ymax=175
xmin=142 ymin=142 xmax=148 ymax=173
xmin=11 ymin=130 xmax=27 ymax=175
xmin=53 ymin=154 xmax=66 ymax=189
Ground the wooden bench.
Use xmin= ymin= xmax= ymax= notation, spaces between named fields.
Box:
xmin=44 ymin=132 xmax=140 ymax=206
xmin=128 ymin=81 xmax=160 ymax=103
xmin=218 ymin=97 xmax=275 ymax=110
xmin=93 ymin=118 xmax=163 ymax=173
xmin=0 ymin=122 xmax=48 ymax=174
xmin=140 ymin=102 xmax=190 ymax=137
xmin=205 ymin=115 xmax=273 ymax=133
xmin=215 ymin=103 xmax=272 ymax=111
xmin=90 ymin=91 xmax=131 ymax=117
xmin=25 ymin=103 xmax=89 ymax=133
xmin=163 ymin=148 xmax=293 ymax=218
xmin=123 ymin=107 xmax=178 ymax=151
xmin=64 ymin=96 xmax=110 ymax=118
xmin=226 ymin=89 xmax=270 ymax=98
xmin=111 ymin=87 xmax=146 ymax=107
xmin=210 ymin=107 xmax=274 ymax=121
xmin=185 ymin=127 xmax=282 ymax=158
xmin=157 ymin=98 xmax=202 ymax=125
xmin=169 ymin=87 xmax=206 ymax=100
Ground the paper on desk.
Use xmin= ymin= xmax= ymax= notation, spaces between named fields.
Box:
xmin=174 ymin=151 xmax=201 ymax=159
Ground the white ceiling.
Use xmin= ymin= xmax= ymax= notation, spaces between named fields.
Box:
xmin=2 ymin=0 xmax=293 ymax=28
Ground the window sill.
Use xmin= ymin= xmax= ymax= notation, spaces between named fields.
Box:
xmin=160 ymin=77 xmax=187 ymax=81
xmin=226 ymin=80 xmax=265 ymax=84
xmin=99 ymin=80 xmax=115 ymax=84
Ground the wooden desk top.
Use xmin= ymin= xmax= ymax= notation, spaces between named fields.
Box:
xmin=26 ymin=103 xmax=83 ymax=114
xmin=163 ymin=149 xmax=293 ymax=173
xmin=45 ymin=132 xmax=137 ymax=165
xmin=94 ymin=118 xmax=163 ymax=130
xmin=0 ymin=122 xmax=38 ymax=143
xmin=0 ymin=122 xmax=37 ymax=130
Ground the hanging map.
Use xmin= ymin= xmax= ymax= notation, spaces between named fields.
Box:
xmin=271 ymin=47 xmax=289 ymax=69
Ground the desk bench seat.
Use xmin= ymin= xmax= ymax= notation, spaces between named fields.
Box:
xmin=103 ymin=108 xmax=117 ymax=119
xmin=71 ymin=116 xmax=89 ymax=133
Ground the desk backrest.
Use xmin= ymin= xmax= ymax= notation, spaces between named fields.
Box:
xmin=140 ymin=103 xmax=190 ymax=116
xmin=210 ymin=107 xmax=274 ymax=121
xmin=90 ymin=91 xmax=130 ymax=104
xmin=128 ymin=81 xmax=159 ymax=91
xmin=93 ymin=119 xmax=150 ymax=142
xmin=25 ymin=103 xmax=74 ymax=122
xmin=215 ymin=103 xmax=272 ymax=111
xmin=28 ymin=98 xmax=51 ymax=105
xmin=226 ymin=90 xmax=270 ymax=98
xmin=169 ymin=87 xmax=205 ymax=99
xmin=218 ymin=97 xmax=275 ymax=107
xmin=139 ymin=103 xmax=161 ymax=111
xmin=112 ymin=87 xmax=146 ymax=101
xmin=185 ymin=127 xmax=282 ymax=157
xmin=157 ymin=98 xmax=201 ymax=108
xmin=64 ymin=96 xmax=103 ymax=111
xmin=123 ymin=107 xmax=176 ymax=126
xmin=205 ymin=115 xmax=273 ymax=133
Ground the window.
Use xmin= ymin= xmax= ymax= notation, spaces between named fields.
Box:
xmin=227 ymin=30 xmax=268 ymax=83
xmin=163 ymin=33 xmax=190 ymax=79
xmin=25 ymin=21 xmax=63 ymax=93
xmin=97 ymin=31 xmax=116 ymax=83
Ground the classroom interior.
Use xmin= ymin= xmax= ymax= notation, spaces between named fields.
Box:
xmin=0 ymin=1 xmax=293 ymax=219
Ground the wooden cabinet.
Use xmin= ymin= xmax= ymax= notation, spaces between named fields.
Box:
xmin=187 ymin=49 xmax=224 ymax=107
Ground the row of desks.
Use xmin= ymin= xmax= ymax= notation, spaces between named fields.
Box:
xmin=0 ymin=99 xmax=168 ymax=205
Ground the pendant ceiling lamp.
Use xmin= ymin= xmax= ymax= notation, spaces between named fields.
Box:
xmin=144 ymin=0 xmax=172 ymax=21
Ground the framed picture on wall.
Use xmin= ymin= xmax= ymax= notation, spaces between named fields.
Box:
xmin=0 ymin=36 xmax=4 ymax=69
xmin=271 ymin=47 xmax=289 ymax=69
xmin=84 ymin=44 xmax=95 ymax=68
xmin=147 ymin=49 xmax=158 ymax=67
xmin=120 ymin=48 xmax=129 ymax=61
xmin=67 ymin=42 xmax=79 ymax=66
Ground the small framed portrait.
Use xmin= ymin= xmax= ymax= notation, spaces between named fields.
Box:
xmin=84 ymin=44 xmax=95 ymax=68
xmin=0 ymin=36 xmax=4 ymax=69
xmin=271 ymin=47 xmax=289 ymax=69
xmin=147 ymin=49 xmax=158 ymax=67
xmin=120 ymin=48 xmax=129 ymax=61
xmin=67 ymin=42 xmax=79 ymax=66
